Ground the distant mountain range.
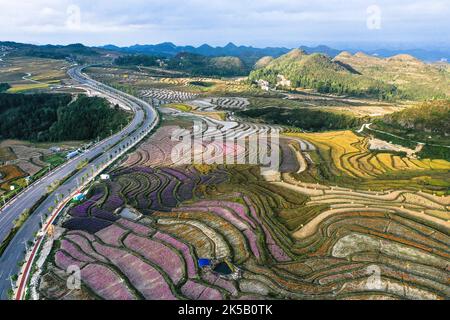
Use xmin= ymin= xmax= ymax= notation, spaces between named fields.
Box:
xmin=100 ymin=42 xmax=450 ymax=62
xmin=0 ymin=41 xmax=101 ymax=60
xmin=102 ymin=42 xmax=290 ymax=60
xmin=1 ymin=40 xmax=448 ymax=63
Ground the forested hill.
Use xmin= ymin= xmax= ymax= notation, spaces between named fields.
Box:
xmin=115 ymin=54 xmax=161 ymax=67
xmin=166 ymin=53 xmax=248 ymax=77
xmin=0 ymin=93 xmax=130 ymax=142
xmin=380 ymin=100 xmax=450 ymax=136
xmin=114 ymin=52 xmax=249 ymax=77
xmin=248 ymin=49 xmax=398 ymax=100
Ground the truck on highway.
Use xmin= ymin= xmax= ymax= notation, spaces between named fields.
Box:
xmin=66 ymin=150 xmax=80 ymax=160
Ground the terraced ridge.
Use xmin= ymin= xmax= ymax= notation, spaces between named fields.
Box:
xmin=39 ymin=159 xmax=449 ymax=300
xmin=209 ymin=97 xmax=250 ymax=110
xmin=123 ymin=118 xmax=298 ymax=175
xmin=39 ymin=164 xmax=298 ymax=300
xmin=38 ymin=112 xmax=449 ymax=300
xmin=140 ymin=88 xmax=198 ymax=103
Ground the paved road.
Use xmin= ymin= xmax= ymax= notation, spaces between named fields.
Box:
xmin=0 ymin=65 xmax=159 ymax=299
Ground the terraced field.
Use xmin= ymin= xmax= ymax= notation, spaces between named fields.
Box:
xmin=140 ymin=88 xmax=198 ymax=103
xmin=287 ymin=131 xmax=450 ymax=195
xmin=36 ymin=90 xmax=449 ymax=301
xmin=209 ymin=97 xmax=250 ymax=110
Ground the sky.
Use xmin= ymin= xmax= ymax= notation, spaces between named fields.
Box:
xmin=0 ymin=0 xmax=449 ymax=50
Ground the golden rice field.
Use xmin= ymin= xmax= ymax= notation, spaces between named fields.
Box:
xmin=287 ymin=131 xmax=450 ymax=179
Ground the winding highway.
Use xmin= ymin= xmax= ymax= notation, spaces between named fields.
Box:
xmin=0 ymin=65 xmax=159 ymax=299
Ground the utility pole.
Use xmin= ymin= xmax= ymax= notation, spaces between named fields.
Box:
xmin=8 ymin=273 xmax=15 ymax=290
xmin=22 ymin=240 xmax=28 ymax=253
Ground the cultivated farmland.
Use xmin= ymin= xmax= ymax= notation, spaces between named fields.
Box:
xmin=37 ymin=112 xmax=450 ymax=300
xmin=34 ymin=65 xmax=450 ymax=301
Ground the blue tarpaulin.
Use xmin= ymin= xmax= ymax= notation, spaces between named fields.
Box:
xmin=198 ymin=258 xmax=211 ymax=268
xmin=72 ymin=193 xmax=86 ymax=202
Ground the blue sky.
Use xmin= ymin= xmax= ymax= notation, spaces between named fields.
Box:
xmin=0 ymin=0 xmax=448 ymax=50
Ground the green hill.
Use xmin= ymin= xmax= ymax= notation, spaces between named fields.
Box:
xmin=254 ymin=56 xmax=274 ymax=69
xmin=248 ymin=49 xmax=398 ymax=100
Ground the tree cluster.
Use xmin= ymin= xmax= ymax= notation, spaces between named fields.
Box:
xmin=238 ymin=107 xmax=362 ymax=131
xmin=0 ymin=93 xmax=129 ymax=142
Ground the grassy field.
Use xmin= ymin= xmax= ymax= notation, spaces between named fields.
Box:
xmin=42 ymin=153 xmax=66 ymax=167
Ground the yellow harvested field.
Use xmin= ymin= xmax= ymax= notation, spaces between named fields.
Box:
xmin=165 ymin=103 xmax=226 ymax=120
xmin=192 ymin=110 xmax=226 ymax=121
xmin=8 ymin=83 xmax=50 ymax=93
xmin=164 ymin=103 xmax=193 ymax=112
xmin=287 ymin=130 xmax=450 ymax=178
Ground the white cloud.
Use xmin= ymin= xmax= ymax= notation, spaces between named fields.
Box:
xmin=0 ymin=0 xmax=448 ymax=48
